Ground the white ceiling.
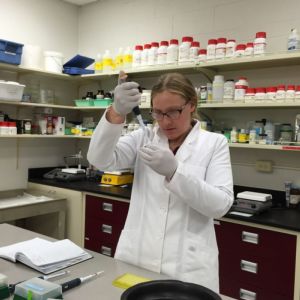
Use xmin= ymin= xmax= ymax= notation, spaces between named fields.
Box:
xmin=63 ymin=0 xmax=98 ymax=6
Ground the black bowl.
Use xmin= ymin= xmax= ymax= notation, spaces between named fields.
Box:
xmin=121 ymin=280 xmax=222 ymax=300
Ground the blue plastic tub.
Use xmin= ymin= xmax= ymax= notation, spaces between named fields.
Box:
xmin=0 ymin=39 xmax=23 ymax=65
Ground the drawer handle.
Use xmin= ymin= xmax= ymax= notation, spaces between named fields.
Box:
xmin=101 ymin=245 xmax=112 ymax=256
xmin=101 ymin=224 xmax=112 ymax=234
xmin=240 ymin=259 xmax=258 ymax=274
xmin=242 ymin=231 xmax=259 ymax=244
xmin=240 ymin=288 xmax=256 ymax=300
xmin=102 ymin=202 xmax=113 ymax=212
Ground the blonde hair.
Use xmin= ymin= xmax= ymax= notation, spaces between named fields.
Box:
xmin=151 ymin=72 xmax=199 ymax=119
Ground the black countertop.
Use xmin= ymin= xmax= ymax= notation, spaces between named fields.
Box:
xmin=28 ymin=168 xmax=300 ymax=233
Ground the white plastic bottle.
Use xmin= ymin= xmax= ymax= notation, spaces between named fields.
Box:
xmin=179 ymin=36 xmax=193 ymax=64
xmin=254 ymin=32 xmax=267 ymax=55
xmin=132 ymin=45 xmax=143 ymax=68
xmin=148 ymin=42 xmax=159 ymax=66
xmin=230 ymin=127 xmax=238 ymax=143
xmin=225 ymin=39 xmax=236 ymax=58
xmin=264 ymin=121 xmax=274 ymax=144
xmin=141 ymin=44 xmax=151 ymax=67
xmin=197 ymin=49 xmax=207 ymax=63
xmin=157 ymin=41 xmax=169 ymax=65
xmin=114 ymin=47 xmax=123 ymax=71
xmin=215 ymin=38 xmax=227 ymax=59
xmin=123 ymin=46 xmax=133 ymax=69
xmin=167 ymin=39 xmax=179 ymax=64
xmin=287 ymin=28 xmax=300 ymax=51
xmin=212 ymin=75 xmax=224 ymax=102
xmin=189 ymin=41 xmax=200 ymax=63
xmin=207 ymin=39 xmax=217 ymax=60
xmin=94 ymin=53 xmax=103 ymax=73
xmin=102 ymin=50 xmax=113 ymax=72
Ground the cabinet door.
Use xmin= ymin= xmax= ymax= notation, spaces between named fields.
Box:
xmin=215 ymin=220 xmax=296 ymax=299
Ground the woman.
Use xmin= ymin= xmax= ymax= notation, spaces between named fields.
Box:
xmin=87 ymin=72 xmax=233 ymax=293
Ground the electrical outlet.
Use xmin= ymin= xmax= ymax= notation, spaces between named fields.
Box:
xmin=255 ymin=160 xmax=273 ymax=173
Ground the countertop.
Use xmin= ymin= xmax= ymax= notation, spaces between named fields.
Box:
xmin=28 ymin=168 xmax=300 ymax=233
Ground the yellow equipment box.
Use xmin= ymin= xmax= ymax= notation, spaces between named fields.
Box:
xmin=101 ymin=173 xmax=133 ymax=185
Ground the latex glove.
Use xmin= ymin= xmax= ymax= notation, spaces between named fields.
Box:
xmin=139 ymin=144 xmax=178 ymax=180
xmin=113 ymin=81 xmax=141 ymax=116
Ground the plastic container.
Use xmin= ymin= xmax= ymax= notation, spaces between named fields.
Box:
xmin=63 ymin=55 xmax=95 ymax=75
xmin=189 ymin=41 xmax=200 ymax=63
xmin=197 ymin=49 xmax=207 ymax=63
xmin=244 ymin=88 xmax=256 ymax=103
xmin=179 ymin=36 xmax=193 ymax=64
xmin=215 ymin=38 xmax=227 ymax=59
xmin=234 ymin=77 xmax=248 ymax=102
xmin=207 ymin=39 xmax=217 ymax=60
xmin=94 ymin=53 xmax=103 ymax=73
xmin=0 ymin=81 xmax=25 ymax=101
xmin=44 ymin=51 xmax=64 ymax=73
xmin=148 ymin=42 xmax=159 ymax=66
xmin=286 ymin=85 xmax=295 ymax=102
xmin=114 ymin=47 xmax=124 ymax=71
xmin=230 ymin=127 xmax=238 ymax=143
xmin=157 ymin=41 xmax=168 ymax=65
xmin=276 ymin=85 xmax=286 ymax=102
xmin=21 ymin=44 xmax=42 ymax=69
xmin=254 ymin=32 xmax=267 ymax=55
xmin=235 ymin=44 xmax=246 ymax=57
xmin=0 ymin=39 xmax=23 ymax=65
xmin=266 ymin=86 xmax=277 ymax=102
xmin=295 ymin=85 xmax=300 ymax=101
xmin=225 ymin=39 xmax=236 ymax=58
xmin=93 ymin=99 xmax=113 ymax=107
xmin=132 ymin=45 xmax=143 ymax=68
xmin=264 ymin=121 xmax=274 ymax=144
xmin=74 ymin=99 xmax=94 ymax=107
xmin=123 ymin=47 xmax=133 ymax=69
xmin=166 ymin=39 xmax=179 ymax=64
xmin=223 ymin=80 xmax=235 ymax=102
xmin=255 ymin=87 xmax=266 ymax=102
xmin=141 ymin=44 xmax=151 ymax=67
xmin=287 ymin=28 xmax=300 ymax=51
xmin=102 ymin=50 xmax=113 ymax=72
xmin=245 ymin=42 xmax=254 ymax=56
xmin=212 ymin=75 xmax=224 ymax=102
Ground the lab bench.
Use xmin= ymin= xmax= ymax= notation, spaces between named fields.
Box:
xmin=27 ymin=168 xmax=300 ymax=300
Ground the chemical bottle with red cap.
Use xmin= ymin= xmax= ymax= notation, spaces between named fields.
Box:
xmin=166 ymin=39 xmax=179 ymax=64
xmin=207 ymin=39 xmax=217 ymax=60
xmin=132 ymin=45 xmax=143 ymax=68
xmin=216 ymin=38 xmax=227 ymax=59
xmin=141 ymin=44 xmax=151 ymax=67
xmin=148 ymin=42 xmax=159 ymax=66
xmin=254 ymin=32 xmax=267 ymax=55
xmin=179 ymin=36 xmax=193 ymax=64
xmin=189 ymin=41 xmax=200 ymax=63
xmin=157 ymin=41 xmax=169 ymax=65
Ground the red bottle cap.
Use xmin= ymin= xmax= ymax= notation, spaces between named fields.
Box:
xmin=198 ymin=49 xmax=207 ymax=55
xmin=208 ymin=39 xmax=217 ymax=45
xmin=182 ymin=36 xmax=193 ymax=42
xmin=144 ymin=44 xmax=151 ymax=49
xmin=169 ymin=39 xmax=179 ymax=45
xmin=135 ymin=45 xmax=143 ymax=51
xmin=256 ymin=32 xmax=267 ymax=38
xmin=256 ymin=87 xmax=266 ymax=93
xmin=236 ymin=44 xmax=246 ymax=50
xmin=217 ymin=37 xmax=227 ymax=44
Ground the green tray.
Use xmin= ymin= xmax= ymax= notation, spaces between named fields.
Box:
xmin=74 ymin=99 xmax=94 ymax=107
xmin=93 ymin=99 xmax=112 ymax=107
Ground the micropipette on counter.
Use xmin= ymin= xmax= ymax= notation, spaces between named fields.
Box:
xmin=118 ymin=71 xmax=146 ymax=130
xmin=61 ymin=270 xmax=104 ymax=293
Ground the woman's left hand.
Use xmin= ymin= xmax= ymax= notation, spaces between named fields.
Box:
xmin=139 ymin=144 xmax=178 ymax=180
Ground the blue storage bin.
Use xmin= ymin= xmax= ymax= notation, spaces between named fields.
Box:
xmin=0 ymin=39 xmax=23 ymax=65
xmin=63 ymin=54 xmax=94 ymax=75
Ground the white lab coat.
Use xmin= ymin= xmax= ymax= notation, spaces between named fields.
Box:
xmin=87 ymin=114 xmax=234 ymax=293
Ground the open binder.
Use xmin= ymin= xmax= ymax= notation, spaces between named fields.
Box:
xmin=0 ymin=237 xmax=92 ymax=274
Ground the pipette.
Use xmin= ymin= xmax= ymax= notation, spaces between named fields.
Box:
xmin=118 ymin=71 xmax=146 ymax=130
xmin=61 ymin=270 xmax=104 ymax=292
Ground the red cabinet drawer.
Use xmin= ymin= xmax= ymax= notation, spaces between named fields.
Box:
xmin=219 ymin=251 xmax=295 ymax=297
xmin=85 ymin=218 xmax=125 ymax=245
xmin=220 ymin=277 xmax=292 ymax=300
xmin=85 ymin=195 xmax=129 ymax=223
xmin=215 ymin=221 xmax=296 ymax=259
xmin=84 ymin=238 xmax=116 ymax=257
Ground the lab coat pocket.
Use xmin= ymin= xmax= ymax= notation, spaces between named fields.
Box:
xmin=180 ymin=235 xmax=218 ymax=290
xmin=114 ymin=229 xmax=138 ymax=265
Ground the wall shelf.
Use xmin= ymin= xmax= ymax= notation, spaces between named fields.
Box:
xmin=229 ymin=143 xmax=300 ymax=151
xmin=0 ymin=134 xmax=91 ymax=139
xmin=198 ymin=101 xmax=300 ymax=109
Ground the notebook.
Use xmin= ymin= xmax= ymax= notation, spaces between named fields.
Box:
xmin=0 ymin=237 xmax=92 ymax=274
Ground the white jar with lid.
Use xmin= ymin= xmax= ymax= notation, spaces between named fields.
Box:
xmin=235 ymin=44 xmax=246 ymax=57
xmin=286 ymin=85 xmax=295 ymax=102
xmin=167 ymin=39 xmax=179 ymax=64
xmin=254 ymin=31 xmax=267 ymax=55
xmin=141 ymin=44 xmax=151 ymax=67
xmin=148 ymin=42 xmax=159 ymax=66
xmin=212 ymin=75 xmax=224 ymax=102
xmin=266 ymin=87 xmax=277 ymax=102
xmin=179 ymin=36 xmax=193 ymax=64
xmin=230 ymin=127 xmax=238 ymax=143
xmin=223 ymin=80 xmax=235 ymax=102
xmin=157 ymin=41 xmax=169 ymax=65
xmin=216 ymin=38 xmax=227 ymax=59
xmin=225 ymin=39 xmax=236 ymax=58
xmin=244 ymin=88 xmax=256 ymax=103
xmin=245 ymin=42 xmax=254 ymax=56
xmin=197 ymin=49 xmax=207 ymax=63
xmin=189 ymin=41 xmax=200 ymax=63
xmin=276 ymin=85 xmax=286 ymax=103
xmin=295 ymin=85 xmax=300 ymax=101
xmin=255 ymin=87 xmax=266 ymax=102
xmin=249 ymin=129 xmax=257 ymax=144
xmin=234 ymin=77 xmax=248 ymax=102
xmin=132 ymin=45 xmax=143 ymax=68
xmin=207 ymin=39 xmax=217 ymax=60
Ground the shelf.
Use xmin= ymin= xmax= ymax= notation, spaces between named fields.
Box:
xmin=0 ymin=100 xmax=109 ymax=110
xmin=0 ymin=134 xmax=91 ymax=139
xmin=198 ymin=101 xmax=300 ymax=109
xmin=229 ymin=143 xmax=300 ymax=151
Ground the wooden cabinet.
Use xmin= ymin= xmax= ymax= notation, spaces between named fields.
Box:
xmin=215 ymin=219 xmax=297 ymax=300
xmin=84 ymin=194 xmax=129 ymax=257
